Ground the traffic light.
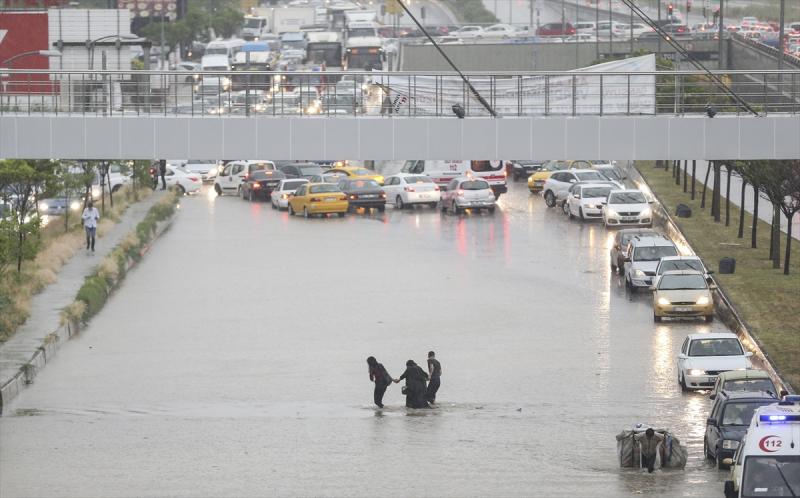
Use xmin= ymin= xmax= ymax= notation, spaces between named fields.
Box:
xmin=712 ymin=7 xmax=719 ymax=24
xmin=667 ymin=3 xmax=673 ymax=16
xmin=685 ymin=1 xmax=690 ymax=13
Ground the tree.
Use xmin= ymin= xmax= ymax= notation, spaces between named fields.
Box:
xmin=0 ymin=160 xmax=44 ymax=274
xmin=738 ymin=161 xmax=770 ymax=249
xmin=771 ymin=161 xmax=800 ymax=275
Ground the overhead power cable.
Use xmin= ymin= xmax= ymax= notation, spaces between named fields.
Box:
xmin=617 ymin=0 xmax=759 ymax=116
xmin=392 ymin=0 xmax=498 ymax=117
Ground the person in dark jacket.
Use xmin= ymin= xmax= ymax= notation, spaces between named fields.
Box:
xmin=394 ymin=360 xmax=430 ymax=408
xmin=158 ymin=159 xmax=167 ymax=190
xmin=367 ymin=356 xmax=392 ymax=408
xmin=425 ymin=351 xmax=442 ymax=404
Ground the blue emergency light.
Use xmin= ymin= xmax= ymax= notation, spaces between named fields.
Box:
xmin=760 ymin=414 xmax=800 ymax=422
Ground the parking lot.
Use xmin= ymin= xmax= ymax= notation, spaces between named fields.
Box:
xmin=0 ymin=176 xmax=749 ymax=497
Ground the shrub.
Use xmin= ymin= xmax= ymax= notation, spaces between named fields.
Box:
xmin=75 ymin=275 xmax=109 ymax=321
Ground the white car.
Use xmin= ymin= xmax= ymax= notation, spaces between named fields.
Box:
xmin=440 ymin=177 xmax=495 ymax=214
xmin=382 ymin=174 xmax=441 ymax=209
xmin=165 ymin=165 xmax=202 ymax=194
xmin=541 ymin=169 xmax=614 ymax=207
xmin=564 ymin=183 xmax=614 ymax=220
xmin=483 ymin=24 xmax=517 ymax=39
xmin=564 ymin=33 xmax=597 ymax=42
xmin=622 ymin=234 xmax=678 ymax=290
xmin=677 ymin=333 xmax=753 ymax=391
xmin=270 ymin=178 xmax=309 ymax=210
xmin=602 ymin=189 xmax=653 ymax=227
xmin=213 ymin=160 xmax=276 ymax=196
xmin=653 ymin=255 xmax=711 ymax=287
xmin=623 ymin=23 xmax=654 ymax=38
xmin=574 ymin=21 xmax=597 ymax=34
xmin=179 ymin=160 xmax=219 ymax=182
xmin=453 ymin=25 xmax=485 ymax=39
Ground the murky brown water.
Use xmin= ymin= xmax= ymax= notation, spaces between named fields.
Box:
xmin=0 ymin=181 xmax=732 ymax=497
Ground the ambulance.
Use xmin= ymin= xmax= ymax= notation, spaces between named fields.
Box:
xmin=723 ymin=395 xmax=800 ymax=498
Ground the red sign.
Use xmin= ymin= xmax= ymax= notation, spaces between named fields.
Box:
xmin=0 ymin=11 xmax=55 ymax=94
xmin=758 ymin=435 xmax=782 ymax=453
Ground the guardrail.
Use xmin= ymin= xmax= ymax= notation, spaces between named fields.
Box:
xmin=1 ymin=69 xmax=799 ymax=117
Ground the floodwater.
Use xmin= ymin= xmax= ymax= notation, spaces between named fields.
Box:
xmin=0 ymin=180 xmax=733 ymax=497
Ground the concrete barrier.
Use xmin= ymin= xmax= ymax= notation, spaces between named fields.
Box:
xmin=626 ymin=162 xmax=794 ymax=395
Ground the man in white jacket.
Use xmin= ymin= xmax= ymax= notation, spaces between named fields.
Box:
xmin=82 ymin=200 xmax=100 ymax=253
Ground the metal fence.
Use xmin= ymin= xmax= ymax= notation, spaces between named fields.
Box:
xmin=1 ymin=69 xmax=799 ymax=117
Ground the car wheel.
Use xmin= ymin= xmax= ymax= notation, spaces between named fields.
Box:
xmin=654 ymin=314 xmax=662 ymax=322
xmin=177 ymin=184 xmax=186 ymax=195
xmin=378 ymin=205 xmax=386 ymax=212
xmin=451 ymin=201 xmax=461 ymax=215
xmin=249 ymin=191 xmax=255 ymax=202
xmin=579 ymin=208 xmax=585 ymax=221
xmin=429 ymin=202 xmax=437 ymax=209
xmin=704 ymin=438 xmax=712 ymax=460
xmin=214 ymin=184 xmax=222 ymax=196
xmin=337 ymin=212 xmax=345 ymax=218
xmin=111 ymin=184 xmax=122 ymax=194
xmin=617 ymin=261 xmax=625 ymax=275
xmin=568 ymin=206 xmax=575 ymax=219
xmin=288 ymin=203 xmax=295 ymax=216
xmin=488 ymin=206 xmax=496 ymax=214
xmin=717 ymin=450 xmax=727 ymax=470
xmin=562 ymin=202 xmax=569 ymax=216
xmin=544 ymin=191 xmax=556 ymax=207
xmin=705 ymin=315 xmax=714 ymax=323
xmin=303 ymin=207 xmax=310 ymax=218
xmin=679 ymin=374 xmax=688 ymax=392
xmin=396 ymin=196 xmax=404 ymax=209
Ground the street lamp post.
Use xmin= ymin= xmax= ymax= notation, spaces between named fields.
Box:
xmin=86 ymin=33 xmax=139 ymax=70
xmin=0 ymin=50 xmax=62 ymax=107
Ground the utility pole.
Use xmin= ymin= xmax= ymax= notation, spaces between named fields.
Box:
xmin=529 ymin=0 xmax=534 ymax=34
xmin=657 ymin=0 xmax=661 ymax=58
xmin=777 ymin=0 xmax=785 ymax=70
xmin=561 ymin=0 xmax=566 ymax=34
xmin=160 ymin=0 xmax=166 ymax=69
xmin=717 ymin=0 xmax=723 ymax=69
xmin=608 ymin=0 xmax=612 ymax=55
xmin=595 ymin=0 xmax=600 ymax=60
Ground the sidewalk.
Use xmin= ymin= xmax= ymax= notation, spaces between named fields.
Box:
xmin=0 ymin=191 xmax=165 ymax=388
xmin=687 ymin=160 xmax=800 ymax=241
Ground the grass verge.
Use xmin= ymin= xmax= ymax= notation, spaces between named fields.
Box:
xmin=637 ymin=162 xmax=800 ymax=390
xmin=0 ymin=187 xmax=152 ymax=343
xmin=63 ymin=191 xmax=178 ymax=325
xmin=440 ymin=0 xmax=498 ymax=24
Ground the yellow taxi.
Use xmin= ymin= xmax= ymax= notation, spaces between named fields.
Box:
xmin=327 ymin=166 xmax=385 ymax=185
xmin=287 ymin=183 xmax=348 ymax=218
xmin=527 ymin=160 xmax=592 ymax=193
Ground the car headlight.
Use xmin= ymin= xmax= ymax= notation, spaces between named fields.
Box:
xmin=606 ymin=208 xmax=619 ymax=218
xmin=722 ymin=440 xmax=740 ymax=450
xmin=689 ymin=369 xmax=706 ymax=376
xmin=633 ymin=269 xmax=646 ymax=277
xmin=657 ymin=297 xmax=670 ymax=306
xmin=70 ymin=201 xmax=81 ymax=211
xmin=640 ymin=206 xmax=652 ymax=218
xmin=696 ymin=296 xmax=710 ymax=305
xmin=39 ymin=202 xmax=49 ymax=211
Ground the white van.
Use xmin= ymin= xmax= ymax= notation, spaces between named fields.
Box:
xmin=724 ymin=396 xmax=800 ymax=498
xmin=204 ymin=38 xmax=245 ymax=63
xmin=213 ymin=160 xmax=277 ymax=196
xmin=401 ymin=160 xmax=507 ymax=197
xmin=199 ymin=54 xmax=231 ymax=95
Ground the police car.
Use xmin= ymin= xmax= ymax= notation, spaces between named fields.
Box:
xmin=723 ymin=395 xmax=800 ymax=498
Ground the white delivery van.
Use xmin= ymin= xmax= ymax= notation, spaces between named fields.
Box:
xmin=723 ymin=395 xmax=800 ymax=498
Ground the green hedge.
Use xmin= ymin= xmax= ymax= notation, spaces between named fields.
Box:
xmin=442 ymin=0 xmax=498 ymax=24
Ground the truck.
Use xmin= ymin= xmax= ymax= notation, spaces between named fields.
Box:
xmin=250 ymin=7 xmax=316 ymax=35
xmin=306 ymin=31 xmax=342 ymax=67
xmin=241 ymin=16 xmax=268 ymax=40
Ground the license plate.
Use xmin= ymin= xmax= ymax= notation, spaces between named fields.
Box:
xmin=324 ymin=198 xmax=337 ymax=202
xmin=362 ymin=194 xmax=376 ymax=198
xmin=675 ymin=306 xmax=692 ymax=312
xmin=419 ymin=194 xmax=429 ymax=199
xmin=622 ymin=216 xmax=637 ymax=221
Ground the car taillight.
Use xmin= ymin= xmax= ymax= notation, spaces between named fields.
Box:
xmin=457 ymin=189 xmax=465 ymax=196
xmin=350 ymin=194 xmax=358 ymax=200
xmin=404 ymin=186 xmax=415 ymax=192
xmin=434 ymin=186 xmax=440 ymax=191
xmin=189 ymin=177 xmax=199 ymax=183
xmin=253 ymin=183 xmax=261 ymax=189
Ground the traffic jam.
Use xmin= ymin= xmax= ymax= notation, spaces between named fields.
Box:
xmin=165 ymin=156 xmax=798 ymax=498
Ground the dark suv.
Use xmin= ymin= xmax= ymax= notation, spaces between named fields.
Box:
xmin=704 ymin=390 xmax=778 ymax=469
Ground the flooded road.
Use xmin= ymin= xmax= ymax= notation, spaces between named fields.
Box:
xmin=0 ymin=180 xmax=732 ymax=497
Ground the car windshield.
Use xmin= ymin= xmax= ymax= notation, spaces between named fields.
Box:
xmin=722 ymin=401 xmax=772 ymax=426
xmin=598 ymin=168 xmax=623 ymax=181
xmin=251 ymin=163 xmax=272 ymax=171
xmin=658 ymin=259 xmax=704 ymax=274
xmin=298 ymin=166 xmax=324 ymax=176
xmin=348 ymin=180 xmax=380 ymax=190
xmin=724 ymin=378 xmax=776 ymax=393
xmin=658 ymin=274 xmax=707 ymax=290
xmin=633 ymin=245 xmax=678 ymax=261
xmin=461 ymin=180 xmax=489 ymax=190
xmin=609 ymin=191 xmax=647 ymax=204
xmin=309 ymin=184 xmax=339 ymax=194
xmin=352 ymin=169 xmax=373 ymax=176
xmin=283 ymin=180 xmax=307 ymax=190
xmin=582 ymin=187 xmax=612 ymax=198
xmin=405 ymin=176 xmax=433 ymax=184
xmin=575 ymin=172 xmax=605 ymax=182
xmin=741 ymin=456 xmax=800 ymax=498
xmin=322 ymin=174 xmax=345 ymax=183
xmin=471 ymin=160 xmax=503 ymax=172
xmin=688 ymin=338 xmax=744 ymax=357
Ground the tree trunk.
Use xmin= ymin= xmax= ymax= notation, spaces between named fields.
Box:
xmin=771 ymin=204 xmax=781 ymax=269
xmin=785 ymin=215 xmax=794 ymax=275
xmin=713 ymin=161 xmax=721 ymax=222
xmin=738 ymin=180 xmax=747 ymax=238
xmin=751 ymin=187 xmax=759 ymax=249
xmin=691 ymin=160 xmax=696 ymax=200
xmin=701 ymin=162 xmax=711 ymax=209
xmin=17 ymin=228 xmax=23 ymax=273
xmin=724 ymin=165 xmax=731 ymax=226
xmin=675 ymin=160 xmax=680 ymax=185
xmin=683 ymin=160 xmax=688 ymax=192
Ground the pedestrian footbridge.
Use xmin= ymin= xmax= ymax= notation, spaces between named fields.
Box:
xmin=1 ymin=67 xmax=798 ymax=161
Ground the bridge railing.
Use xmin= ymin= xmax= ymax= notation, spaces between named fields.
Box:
xmin=1 ymin=69 xmax=799 ymax=117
